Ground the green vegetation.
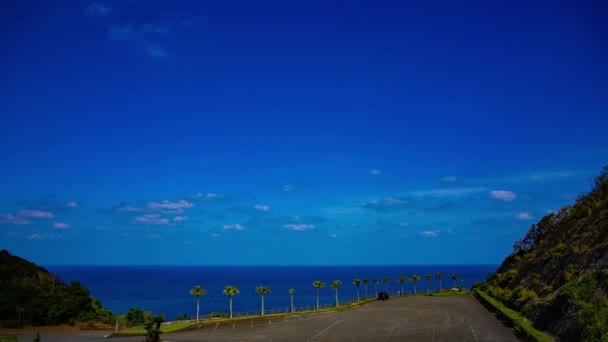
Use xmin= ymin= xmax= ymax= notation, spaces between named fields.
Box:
xmin=312 ymin=281 xmax=326 ymax=310
xmin=255 ymin=286 xmax=271 ymax=316
xmin=222 ymin=286 xmax=239 ymax=319
xmin=397 ymin=276 xmax=407 ymax=295
xmin=352 ymin=279 xmax=362 ymax=301
xmin=189 ymin=285 xmax=206 ymax=322
xmin=474 ymin=288 xmax=554 ymax=342
xmin=0 ymin=249 xmax=113 ymax=327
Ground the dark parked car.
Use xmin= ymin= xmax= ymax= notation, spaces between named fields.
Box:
xmin=377 ymin=291 xmax=390 ymax=300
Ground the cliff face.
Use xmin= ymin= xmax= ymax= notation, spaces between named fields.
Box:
xmin=484 ymin=166 xmax=608 ymax=341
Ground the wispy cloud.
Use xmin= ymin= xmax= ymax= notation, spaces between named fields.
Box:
xmin=53 ymin=222 xmax=70 ymax=229
xmin=254 ymin=204 xmax=270 ymax=212
xmin=516 ymin=212 xmax=535 ymax=220
xmin=439 ymin=176 xmax=459 ymax=183
xmin=369 ymin=168 xmax=381 ymax=176
xmin=134 ymin=214 xmax=170 ymax=225
xmin=27 ymin=233 xmax=44 ymax=240
xmin=65 ymin=201 xmax=79 ymax=208
xmin=173 ymin=216 xmax=189 ymax=222
xmin=146 ymin=44 xmax=168 ymax=59
xmin=19 ymin=210 xmax=53 ymax=218
xmin=282 ymin=185 xmax=294 ymax=192
xmin=0 ymin=214 xmax=30 ymax=225
xmin=363 ymin=197 xmax=409 ymax=212
xmin=420 ymin=231 xmax=438 ymax=237
xmin=490 ymin=190 xmax=517 ymax=201
xmin=142 ymin=24 xmax=170 ymax=34
xmin=411 ymin=187 xmax=485 ymax=197
xmin=148 ymin=200 xmax=194 ymax=213
xmin=285 ymin=224 xmax=315 ymax=231
xmin=223 ymin=224 xmax=245 ymax=231
xmin=110 ymin=25 xmax=133 ymax=41
xmin=86 ymin=2 xmax=111 ymax=16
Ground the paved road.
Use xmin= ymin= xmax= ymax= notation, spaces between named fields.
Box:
xmin=17 ymin=295 xmax=519 ymax=341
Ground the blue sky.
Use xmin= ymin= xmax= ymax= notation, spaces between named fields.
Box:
xmin=1 ymin=0 xmax=607 ymax=265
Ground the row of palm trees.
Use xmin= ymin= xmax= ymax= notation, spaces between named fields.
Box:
xmin=188 ymin=273 xmax=462 ymax=322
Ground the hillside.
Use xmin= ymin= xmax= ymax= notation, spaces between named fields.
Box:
xmin=479 ymin=166 xmax=608 ymax=341
xmin=0 ymin=250 xmax=113 ymax=327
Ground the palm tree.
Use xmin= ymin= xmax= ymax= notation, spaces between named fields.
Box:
xmin=451 ymin=274 xmax=459 ymax=288
xmin=312 ymin=281 xmax=326 ymax=310
xmin=255 ymin=286 xmax=271 ymax=316
xmin=289 ymin=288 xmax=295 ymax=313
xmin=425 ymin=274 xmax=432 ymax=294
xmin=352 ymin=279 xmax=362 ymax=301
xmin=381 ymin=277 xmax=390 ymax=293
xmin=410 ymin=275 xmax=420 ymax=294
xmin=330 ymin=280 xmax=342 ymax=306
xmin=189 ymin=285 xmax=206 ymax=322
xmin=436 ymin=272 xmax=444 ymax=291
xmin=373 ymin=279 xmax=379 ymax=297
xmin=363 ymin=278 xmax=371 ymax=299
xmin=461 ymin=279 xmax=465 ymax=290
xmin=223 ymin=285 xmax=240 ymax=319
xmin=397 ymin=276 xmax=407 ymax=295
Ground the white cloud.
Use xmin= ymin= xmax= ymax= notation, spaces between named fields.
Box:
xmin=148 ymin=200 xmax=194 ymax=213
xmin=490 ymin=190 xmax=517 ymax=201
xmin=223 ymin=224 xmax=244 ymax=231
xmin=65 ymin=201 xmax=79 ymax=208
xmin=134 ymin=214 xmax=170 ymax=225
xmin=412 ymin=187 xmax=486 ymax=197
xmin=284 ymin=224 xmax=315 ymax=231
xmin=53 ymin=222 xmax=70 ymax=229
xmin=27 ymin=233 xmax=43 ymax=240
xmin=440 ymin=176 xmax=459 ymax=183
xmin=173 ymin=216 xmax=189 ymax=222
xmin=19 ymin=210 xmax=53 ymax=218
xmin=86 ymin=2 xmax=111 ymax=16
xmin=516 ymin=212 xmax=535 ymax=220
xmin=254 ymin=204 xmax=270 ymax=212
xmin=369 ymin=169 xmax=381 ymax=176
xmin=420 ymin=231 xmax=438 ymax=237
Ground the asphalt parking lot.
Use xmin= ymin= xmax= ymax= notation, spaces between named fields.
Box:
xmin=16 ymin=295 xmax=519 ymax=341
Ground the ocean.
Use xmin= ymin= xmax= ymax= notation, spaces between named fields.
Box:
xmin=45 ymin=265 xmax=497 ymax=320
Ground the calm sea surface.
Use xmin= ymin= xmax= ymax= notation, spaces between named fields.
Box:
xmin=46 ymin=265 xmax=497 ymax=320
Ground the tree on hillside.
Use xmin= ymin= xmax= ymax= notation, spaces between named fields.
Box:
xmin=331 ymin=280 xmax=342 ymax=307
xmin=352 ymin=279 xmax=362 ymax=301
xmin=373 ymin=280 xmax=379 ymax=298
xmin=451 ymin=274 xmax=459 ymax=288
xmin=382 ymin=277 xmax=391 ymax=293
xmin=312 ymin=281 xmax=326 ymax=310
xmin=397 ymin=276 xmax=408 ymax=295
xmin=363 ymin=278 xmax=371 ymax=299
xmin=189 ymin=285 xmax=206 ymax=322
xmin=222 ymin=286 xmax=240 ymax=319
xmin=436 ymin=272 xmax=444 ymax=291
xmin=425 ymin=274 xmax=432 ymax=294
xmin=289 ymin=288 xmax=295 ymax=313
xmin=255 ymin=286 xmax=271 ymax=316
xmin=410 ymin=275 xmax=421 ymax=294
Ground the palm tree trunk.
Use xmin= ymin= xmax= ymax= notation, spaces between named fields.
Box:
xmin=427 ymin=281 xmax=430 ymax=294
xmin=439 ymin=279 xmax=442 ymax=291
xmin=401 ymin=284 xmax=404 ymax=295
xmin=196 ymin=296 xmax=200 ymax=322
xmin=365 ymin=285 xmax=368 ymax=299
xmin=356 ymin=288 xmax=360 ymax=301
xmin=414 ymin=284 xmax=417 ymax=294
xmin=375 ymin=284 xmax=378 ymax=297
xmin=335 ymin=288 xmax=339 ymax=307
xmin=261 ymin=294 xmax=265 ymax=316
xmin=291 ymin=294 xmax=294 ymax=313
xmin=229 ymin=296 xmax=233 ymax=319
xmin=316 ymin=289 xmax=320 ymax=310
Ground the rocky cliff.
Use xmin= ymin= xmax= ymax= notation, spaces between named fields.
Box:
xmin=482 ymin=166 xmax=608 ymax=341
